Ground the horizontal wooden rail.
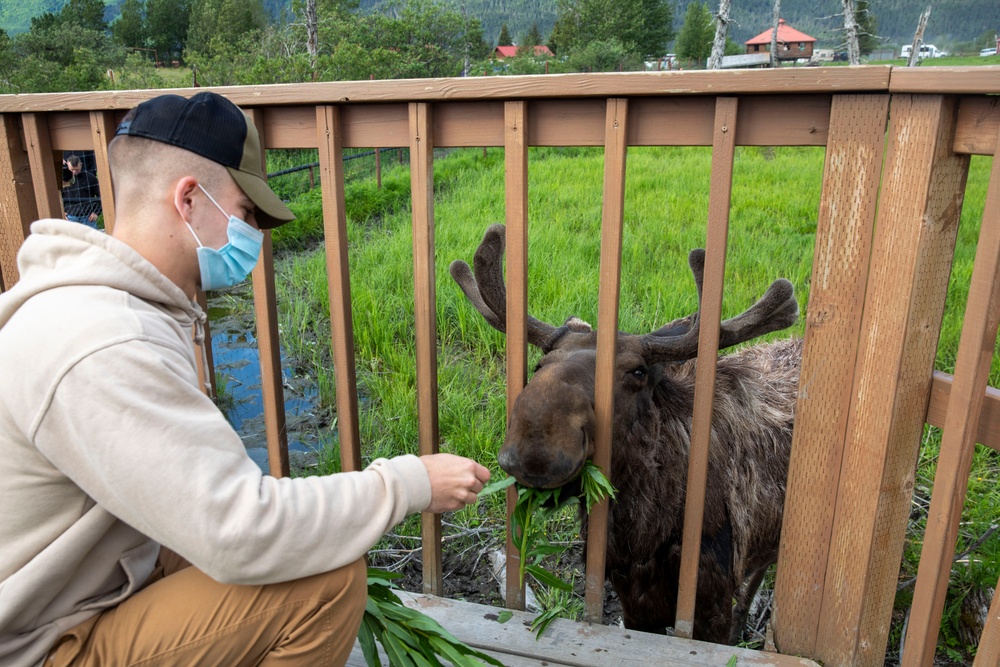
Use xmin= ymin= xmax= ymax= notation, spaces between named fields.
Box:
xmin=926 ymin=372 xmax=1000 ymax=452
xmin=0 ymin=68 xmax=895 ymax=113
xmin=20 ymin=96 xmax=998 ymax=159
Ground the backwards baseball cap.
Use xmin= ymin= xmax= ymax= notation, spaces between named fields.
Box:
xmin=115 ymin=91 xmax=295 ymax=229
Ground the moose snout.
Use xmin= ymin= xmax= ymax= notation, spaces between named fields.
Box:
xmin=498 ymin=439 xmax=586 ymax=489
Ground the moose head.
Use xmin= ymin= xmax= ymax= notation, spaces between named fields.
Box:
xmin=450 ymin=224 xmax=799 ymax=490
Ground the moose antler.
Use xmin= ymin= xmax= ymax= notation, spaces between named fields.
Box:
xmin=449 ymin=224 xmax=558 ymax=347
xmin=643 ymin=249 xmax=799 ymax=361
xmin=451 ymin=224 xmax=798 ymax=358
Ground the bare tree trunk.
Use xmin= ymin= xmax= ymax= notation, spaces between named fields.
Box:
xmin=707 ymin=0 xmax=734 ymax=70
xmin=907 ymin=6 xmax=931 ymax=67
xmin=769 ymin=0 xmax=780 ymax=67
xmin=306 ymin=0 xmax=318 ymax=75
xmin=842 ymin=0 xmax=861 ymax=65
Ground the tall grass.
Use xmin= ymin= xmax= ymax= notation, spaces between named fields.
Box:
xmin=263 ymin=145 xmax=997 ymax=655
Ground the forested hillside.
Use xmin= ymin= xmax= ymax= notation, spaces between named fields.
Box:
xmin=3 ymin=0 xmax=997 ymax=49
xmin=401 ymin=0 xmax=998 ymax=48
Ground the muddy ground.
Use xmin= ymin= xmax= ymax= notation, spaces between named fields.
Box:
xmin=369 ymin=534 xmax=629 ymax=629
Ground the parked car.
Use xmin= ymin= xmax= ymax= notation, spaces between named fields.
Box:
xmin=981 ymin=47 xmax=998 ymax=57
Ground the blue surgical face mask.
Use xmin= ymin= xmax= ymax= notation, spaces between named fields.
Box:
xmin=184 ymin=184 xmax=264 ymax=291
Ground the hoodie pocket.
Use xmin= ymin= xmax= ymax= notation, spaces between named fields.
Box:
xmin=78 ymin=540 xmax=159 ymax=611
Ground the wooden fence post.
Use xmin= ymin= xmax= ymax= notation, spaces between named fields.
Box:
xmin=773 ymin=93 xmax=889 ymax=655
xmin=503 ymin=99 xmax=529 ymax=611
xmin=409 ymin=101 xmax=443 ymax=596
xmin=316 ymin=105 xmax=363 ymax=474
xmin=0 ymin=114 xmax=37 ymax=292
xmin=21 ymin=113 xmax=62 ymax=221
xmin=814 ymin=93 xmax=970 ymax=666
xmin=89 ymin=111 xmax=118 ymax=233
xmin=246 ymin=107 xmax=290 ymax=479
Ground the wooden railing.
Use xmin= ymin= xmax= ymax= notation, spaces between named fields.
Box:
xmin=1 ymin=66 xmax=998 ymax=666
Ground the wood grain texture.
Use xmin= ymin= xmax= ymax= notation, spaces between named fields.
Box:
xmin=772 ymin=94 xmax=888 ymax=656
xmin=586 ymin=97 xmax=628 ymax=623
xmin=395 ymin=592 xmax=822 ymax=667
xmin=675 ymin=96 xmax=737 ymax=639
xmin=87 ymin=112 xmax=117 ymax=236
xmin=890 ymin=66 xmax=1000 ymax=95
xmin=927 ymin=372 xmax=1000 ymax=451
xmin=0 ymin=68 xmax=893 ymax=113
xmin=0 ymin=114 xmax=36 ymax=291
xmin=816 ymin=94 xmax=969 ymax=667
xmin=21 ymin=113 xmax=63 ymax=220
xmin=953 ymin=96 xmax=1000 ymax=157
xmin=902 ymin=120 xmax=1000 ymax=667
xmin=316 ymin=105 xmax=363 ymax=475
xmin=409 ymin=102 xmax=443 ymax=596
xmin=973 ymin=579 xmax=1000 ymax=666
xmin=245 ymin=108 xmax=290 ymax=479
xmin=504 ymin=100 xmax=530 ymax=612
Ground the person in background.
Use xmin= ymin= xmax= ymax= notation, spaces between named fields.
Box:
xmin=61 ymin=154 xmax=102 ymax=229
xmin=0 ymin=91 xmax=491 ymax=667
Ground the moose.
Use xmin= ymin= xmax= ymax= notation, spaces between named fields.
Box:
xmin=450 ymin=224 xmax=802 ymax=644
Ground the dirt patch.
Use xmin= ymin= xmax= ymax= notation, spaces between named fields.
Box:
xmin=370 ymin=535 xmax=626 ymax=627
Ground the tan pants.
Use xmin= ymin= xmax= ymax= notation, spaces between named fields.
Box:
xmin=46 ymin=549 xmax=367 ymax=667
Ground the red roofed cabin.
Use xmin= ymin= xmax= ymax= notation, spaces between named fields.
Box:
xmin=493 ymin=45 xmax=554 ymax=59
xmin=745 ymin=19 xmax=816 ymax=62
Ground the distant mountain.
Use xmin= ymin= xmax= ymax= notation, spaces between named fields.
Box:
xmin=4 ymin=0 xmax=997 ymax=51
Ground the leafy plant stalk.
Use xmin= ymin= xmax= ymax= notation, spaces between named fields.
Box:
xmin=362 ymin=568 xmax=505 ymax=667
xmin=480 ymin=460 xmax=616 ymax=636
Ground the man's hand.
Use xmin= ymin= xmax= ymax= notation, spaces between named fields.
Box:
xmin=420 ymin=453 xmax=491 ymax=513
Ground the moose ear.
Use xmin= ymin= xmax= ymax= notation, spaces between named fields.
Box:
xmin=563 ymin=316 xmax=592 ymax=333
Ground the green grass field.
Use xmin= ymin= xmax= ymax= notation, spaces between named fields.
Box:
xmin=260 ymin=144 xmax=997 ymax=660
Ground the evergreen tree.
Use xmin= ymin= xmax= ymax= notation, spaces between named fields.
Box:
xmin=675 ymin=1 xmax=713 ymax=64
xmin=497 ymin=23 xmax=512 ymax=46
xmin=112 ymin=0 xmax=148 ymax=49
xmin=465 ymin=16 xmax=490 ymax=61
xmin=522 ymin=22 xmax=542 ymax=48
xmin=0 ymin=29 xmax=15 ymax=93
xmin=10 ymin=17 xmax=125 ymax=92
xmin=552 ymin=0 xmax=673 ymax=61
xmin=61 ymin=0 xmax=109 ymax=33
xmin=146 ymin=0 xmax=190 ymax=62
xmin=186 ymin=0 xmax=266 ymax=57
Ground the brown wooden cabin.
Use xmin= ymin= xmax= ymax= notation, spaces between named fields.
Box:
xmin=745 ymin=19 xmax=816 ymax=62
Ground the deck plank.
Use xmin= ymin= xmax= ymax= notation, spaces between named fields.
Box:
xmin=369 ymin=592 xmax=822 ymax=667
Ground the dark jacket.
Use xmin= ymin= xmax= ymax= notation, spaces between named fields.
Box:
xmin=62 ymin=171 xmax=102 ymax=217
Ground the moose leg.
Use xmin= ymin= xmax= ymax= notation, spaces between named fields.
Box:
xmin=729 ymin=563 xmax=770 ymax=644
xmin=693 ymin=520 xmax=737 ymax=644
xmin=693 ymin=554 xmax=737 ymax=644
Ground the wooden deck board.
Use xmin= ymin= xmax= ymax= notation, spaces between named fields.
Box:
xmin=346 ymin=592 xmax=822 ymax=667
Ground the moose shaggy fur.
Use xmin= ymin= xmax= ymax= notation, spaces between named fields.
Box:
xmin=450 ymin=224 xmax=802 ymax=644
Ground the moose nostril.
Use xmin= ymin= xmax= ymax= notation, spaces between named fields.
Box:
xmin=497 ymin=448 xmax=517 ymax=474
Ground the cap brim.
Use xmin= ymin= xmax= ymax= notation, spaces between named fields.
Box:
xmin=228 ymin=167 xmax=295 ymax=230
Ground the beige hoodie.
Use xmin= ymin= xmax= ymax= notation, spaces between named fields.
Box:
xmin=0 ymin=220 xmax=431 ymax=667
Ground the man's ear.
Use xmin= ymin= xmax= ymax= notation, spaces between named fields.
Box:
xmin=173 ymin=176 xmax=200 ymax=223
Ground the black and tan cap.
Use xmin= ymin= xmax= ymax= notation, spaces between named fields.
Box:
xmin=115 ymin=91 xmax=295 ymax=229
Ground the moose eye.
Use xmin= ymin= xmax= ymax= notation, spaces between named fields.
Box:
xmin=629 ymin=366 xmax=647 ymax=380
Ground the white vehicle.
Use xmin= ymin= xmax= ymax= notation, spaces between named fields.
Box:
xmin=901 ymin=44 xmax=944 ymax=59
xmin=981 ymin=47 xmax=998 ymax=57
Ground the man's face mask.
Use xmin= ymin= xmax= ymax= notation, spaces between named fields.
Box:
xmin=183 ymin=184 xmax=264 ymax=291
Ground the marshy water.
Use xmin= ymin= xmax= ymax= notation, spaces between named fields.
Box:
xmin=208 ymin=295 xmax=324 ymax=474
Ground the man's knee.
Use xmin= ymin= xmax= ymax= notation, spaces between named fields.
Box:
xmin=309 ymin=557 xmax=368 ymax=617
